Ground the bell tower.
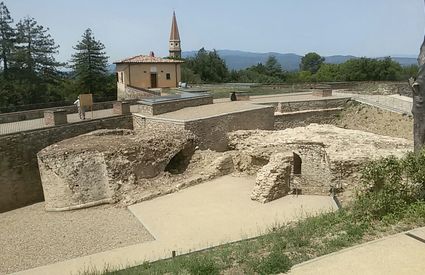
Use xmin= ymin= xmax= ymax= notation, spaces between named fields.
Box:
xmin=169 ymin=11 xmax=181 ymax=58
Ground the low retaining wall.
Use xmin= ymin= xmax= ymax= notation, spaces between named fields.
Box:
xmin=263 ymin=98 xmax=349 ymax=113
xmin=138 ymin=95 xmax=213 ymax=116
xmin=0 ymin=115 xmax=133 ymax=213
xmin=0 ymin=101 xmax=119 ymax=124
xmin=118 ymin=84 xmax=161 ymax=101
xmin=274 ymin=108 xmax=343 ymax=130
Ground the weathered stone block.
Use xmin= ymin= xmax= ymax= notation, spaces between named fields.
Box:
xmin=251 ymin=153 xmax=292 ymax=203
xmin=312 ymin=89 xmax=333 ymax=97
xmin=44 ymin=109 xmax=67 ymax=126
xmin=113 ymin=101 xmax=130 ymax=115
xmin=235 ymin=92 xmax=250 ymax=101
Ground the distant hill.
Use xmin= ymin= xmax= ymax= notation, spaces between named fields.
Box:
xmin=182 ymin=50 xmax=417 ymax=71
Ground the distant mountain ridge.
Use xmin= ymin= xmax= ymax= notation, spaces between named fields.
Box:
xmin=182 ymin=50 xmax=417 ymax=71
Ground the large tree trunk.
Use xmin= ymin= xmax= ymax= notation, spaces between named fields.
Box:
xmin=411 ymin=34 xmax=425 ymax=152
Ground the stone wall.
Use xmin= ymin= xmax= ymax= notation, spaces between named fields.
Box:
xmin=184 ymin=107 xmax=275 ymax=151
xmin=133 ymin=115 xmax=185 ymax=134
xmin=0 ymin=115 xmax=133 ymax=213
xmin=291 ymin=143 xmax=333 ymax=195
xmin=134 ymin=106 xmax=275 ymax=152
xmin=117 ymin=84 xmax=161 ymax=101
xmin=0 ymin=101 xmax=133 ymax=124
xmin=275 ymin=98 xmax=349 ymax=112
xmin=274 ymin=108 xmax=343 ymax=130
xmin=138 ymin=96 xmax=213 ymax=116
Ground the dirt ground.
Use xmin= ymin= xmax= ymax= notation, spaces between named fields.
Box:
xmin=0 ymin=203 xmax=154 ymax=274
xmin=332 ymin=102 xmax=413 ymax=141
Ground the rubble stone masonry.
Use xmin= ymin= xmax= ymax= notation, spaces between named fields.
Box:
xmin=0 ymin=115 xmax=133 ymax=212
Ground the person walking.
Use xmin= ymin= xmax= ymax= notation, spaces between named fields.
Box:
xmin=74 ymin=97 xmax=86 ymax=120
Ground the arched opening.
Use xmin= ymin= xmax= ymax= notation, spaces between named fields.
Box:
xmin=293 ymin=152 xmax=302 ymax=175
xmin=164 ymin=145 xmax=195 ymax=175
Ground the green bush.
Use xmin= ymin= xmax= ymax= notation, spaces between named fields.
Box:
xmin=181 ymin=255 xmax=220 ymax=275
xmin=252 ymin=249 xmax=292 ymax=275
xmin=353 ymin=150 xmax=425 ymax=221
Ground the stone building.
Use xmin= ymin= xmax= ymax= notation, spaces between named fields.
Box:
xmin=115 ymin=12 xmax=183 ymax=100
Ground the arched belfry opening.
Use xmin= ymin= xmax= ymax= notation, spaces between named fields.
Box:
xmin=293 ymin=152 xmax=302 ymax=175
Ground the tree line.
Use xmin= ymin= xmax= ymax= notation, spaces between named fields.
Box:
xmin=182 ymin=49 xmax=418 ymax=84
xmin=0 ymin=0 xmax=418 ymax=111
xmin=0 ymin=2 xmax=113 ymax=111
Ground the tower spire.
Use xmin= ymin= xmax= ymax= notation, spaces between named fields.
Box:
xmin=169 ymin=11 xmax=181 ymax=58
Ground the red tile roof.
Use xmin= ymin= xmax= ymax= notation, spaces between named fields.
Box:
xmin=114 ymin=55 xmax=184 ymax=64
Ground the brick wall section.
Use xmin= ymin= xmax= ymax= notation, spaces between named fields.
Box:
xmin=274 ymin=108 xmax=343 ymax=130
xmin=0 ymin=115 xmax=133 ymax=213
xmin=139 ymin=96 xmax=213 ymax=116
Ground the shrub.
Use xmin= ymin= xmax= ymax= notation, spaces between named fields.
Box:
xmin=252 ymin=249 xmax=292 ymax=275
xmin=181 ymin=255 xmax=220 ymax=275
xmin=352 ymin=150 xmax=425 ymax=221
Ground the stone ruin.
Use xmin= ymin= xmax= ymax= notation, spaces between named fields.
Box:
xmin=37 ymin=124 xmax=413 ymax=211
xmin=229 ymin=124 xmax=412 ymax=203
xmin=37 ymin=128 xmax=237 ymax=211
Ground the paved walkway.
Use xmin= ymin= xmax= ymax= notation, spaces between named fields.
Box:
xmin=0 ymin=105 xmax=141 ymax=136
xmin=13 ymin=175 xmax=337 ymax=275
xmin=335 ymin=91 xmax=413 ymax=114
xmin=288 ymin=227 xmax=425 ymax=275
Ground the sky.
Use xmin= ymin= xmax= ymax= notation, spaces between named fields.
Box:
xmin=5 ymin=0 xmax=425 ymax=63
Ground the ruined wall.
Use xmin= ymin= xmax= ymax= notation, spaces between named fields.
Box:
xmin=0 ymin=115 xmax=133 ymax=213
xmin=274 ymin=108 xmax=343 ymax=130
xmin=184 ymin=106 xmax=275 ymax=151
xmin=133 ymin=106 xmax=275 ymax=152
xmin=291 ymin=144 xmax=333 ymax=195
xmin=138 ymin=96 xmax=213 ymax=116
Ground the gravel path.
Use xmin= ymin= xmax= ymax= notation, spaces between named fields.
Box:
xmin=0 ymin=203 xmax=154 ymax=274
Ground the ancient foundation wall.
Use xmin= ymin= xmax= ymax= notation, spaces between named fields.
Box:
xmin=134 ymin=106 xmax=275 ymax=152
xmin=138 ymin=96 xmax=213 ymax=116
xmin=274 ymin=108 xmax=343 ymax=130
xmin=292 ymin=144 xmax=333 ymax=195
xmin=0 ymin=115 xmax=133 ymax=213
xmin=184 ymin=107 xmax=275 ymax=151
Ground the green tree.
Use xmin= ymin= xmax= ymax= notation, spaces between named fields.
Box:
xmin=12 ymin=17 xmax=63 ymax=103
xmin=265 ymin=56 xmax=283 ymax=77
xmin=70 ymin=28 xmax=109 ymax=96
xmin=300 ymin=52 xmax=325 ymax=74
xmin=315 ymin=63 xmax=341 ymax=82
xmin=0 ymin=1 xmax=15 ymax=77
xmin=185 ymin=48 xmax=229 ymax=83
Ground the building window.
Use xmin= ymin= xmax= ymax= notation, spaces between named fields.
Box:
xmin=166 ymin=73 xmax=171 ymax=80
